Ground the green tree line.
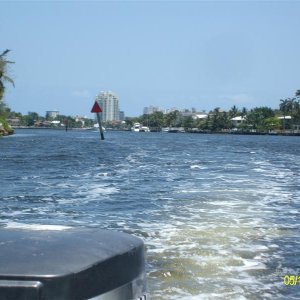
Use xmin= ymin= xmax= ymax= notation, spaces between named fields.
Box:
xmin=125 ymin=91 xmax=300 ymax=133
xmin=5 ymin=109 xmax=95 ymax=128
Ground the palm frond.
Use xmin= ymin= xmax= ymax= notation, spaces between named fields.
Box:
xmin=2 ymin=74 xmax=15 ymax=87
xmin=0 ymin=49 xmax=10 ymax=58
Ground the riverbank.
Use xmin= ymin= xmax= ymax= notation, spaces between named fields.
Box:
xmin=9 ymin=126 xmax=300 ymax=136
xmin=0 ymin=117 xmax=14 ymax=136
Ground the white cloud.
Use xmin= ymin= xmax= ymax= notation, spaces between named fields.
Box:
xmin=72 ymin=89 xmax=91 ymax=98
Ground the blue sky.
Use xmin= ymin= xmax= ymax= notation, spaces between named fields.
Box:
xmin=1 ymin=0 xmax=300 ymax=117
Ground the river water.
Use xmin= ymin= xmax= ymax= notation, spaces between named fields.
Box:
xmin=1 ymin=129 xmax=300 ymax=299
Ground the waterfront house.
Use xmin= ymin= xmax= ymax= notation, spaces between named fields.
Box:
xmin=231 ymin=116 xmax=246 ymax=127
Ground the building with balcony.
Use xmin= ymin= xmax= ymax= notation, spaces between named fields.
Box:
xmin=96 ymin=91 xmax=119 ymax=122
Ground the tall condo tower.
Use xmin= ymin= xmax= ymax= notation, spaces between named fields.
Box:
xmin=96 ymin=91 xmax=119 ymax=122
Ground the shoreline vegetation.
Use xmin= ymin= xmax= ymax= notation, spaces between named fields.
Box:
xmin=10 ymin=125 xmax=300 ymax=136
xmin=0 ymin=117 xmax=14 ymax=137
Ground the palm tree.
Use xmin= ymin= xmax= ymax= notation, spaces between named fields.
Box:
xmin=241 ymin=107 xmax=247 ymax=115
xmin=210 ymin=107 xmax=222 ymax=131
xmin=229 ymin=105 xmax=239 ymax=118
xmin=295 ymin=90 xmax=300 ymax=98
xmin=280 ymin=98 xmax=294 ymax=132
xmin=241 ymin=107 xmax=248 ymax=120
xmin=0 ymin=49 xmax=15 ymax=101
xmin=293 ymin=100 xmax=300 ymax=127
xmin=280 ymin=98 xmax=293 ymax=116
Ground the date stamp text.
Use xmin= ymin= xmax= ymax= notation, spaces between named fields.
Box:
xmin=284 ymin=275 xmax=300 ymax=286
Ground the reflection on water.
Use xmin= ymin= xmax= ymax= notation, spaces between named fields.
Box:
xmin=1 ymin=130 xmax=300 ymax=299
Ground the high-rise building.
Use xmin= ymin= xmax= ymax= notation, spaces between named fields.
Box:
xmin=143 ymin=105 xmax=162 ymax=115
xmin=96 ymin=91 xmax=119 ymax=122
xmin=119 ymin=111 xmax=125 ymax=121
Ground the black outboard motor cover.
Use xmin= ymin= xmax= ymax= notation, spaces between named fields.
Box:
xmin=0 ymin=228 xmax=147 ymax=300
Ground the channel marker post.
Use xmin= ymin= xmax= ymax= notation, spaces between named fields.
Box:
xmin=91 ymin=101 xmax=105 ymax=140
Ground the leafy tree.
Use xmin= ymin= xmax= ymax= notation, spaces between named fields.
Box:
xmin=0 ymin=49 xmax=14 ymax=101
xmin=182 ymin=116 xmax=194 ymax=129
xmin=148 ymin=111 xmax=164 ymax=128
xmin=139 ymin=111 xmax=164 ymax=129
xmin=247 ymin=107 xmax=275 ymax=131
xmin=55 ymin=115 xmax=77 ymax=128
xmin=164 ymin=110 xmax=180 ymax=127
xmin=208 ymin=107 xmax=230 ymax=131
xmin=202 ymin=114 xmax=212 ymax=130
xmin=125 ymin=117 xmax=140 ymax=128
xmin=0 ymin=100 xmax=9 ymax=117
xmin=263 ymin=117 xmax=281 ymax=131
xmin=22 ymin=112 xmax=39 ymax=126
xmin=210 ymin=107 xmax=220 ymax=131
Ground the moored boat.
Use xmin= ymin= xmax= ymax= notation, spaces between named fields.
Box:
xmin=131 ymin=123 xmax=150 ymax=132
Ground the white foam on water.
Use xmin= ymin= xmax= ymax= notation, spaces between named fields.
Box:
xmin=1 ymin=211 xmax=24 ymax=217
xmin=21 ymin=175 xmax=40 ymax=180
xmin=144 ymin=175 xmax=292 ymax=299
xmin=233 ymin=244 xmax=269 ymax=252
xmin=225 ymin=260 xmax=267 ymax=272
xmin=5 ymin=222 xmax=72 ymax=231
xmin=56 ymin=198 xmax=77 ymax=204
xmin=180 ymin=189 xmax=203 ymax=193
xmin=76 ymin=184 xmax=119 ymax=197
xmin=190 ymin=165 xmax=207 ymax=169
xmin=180 ymin=294 xmax=248 ymax=300
xmin=95 ymin=172 xmax=109 ymax=177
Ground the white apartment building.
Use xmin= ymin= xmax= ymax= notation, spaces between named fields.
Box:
xmin=96 ymin=91 xmax=119 ymax=122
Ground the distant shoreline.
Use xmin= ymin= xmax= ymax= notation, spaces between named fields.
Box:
xmin=11 ymin=126 xmax=300 ymax=136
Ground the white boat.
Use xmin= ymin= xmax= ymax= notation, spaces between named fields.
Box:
xmin=131 ymin=123 xmax=141 ymax=132
xmin=131 ymin=123 xmax=150 ymax=132
xmin=161 ymin=127 xmax=185 ymax=133
xmin=139 ymin=126 xmax=150 ymax=132
xmin=93 ymin=124 xmax=106 ymax=131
